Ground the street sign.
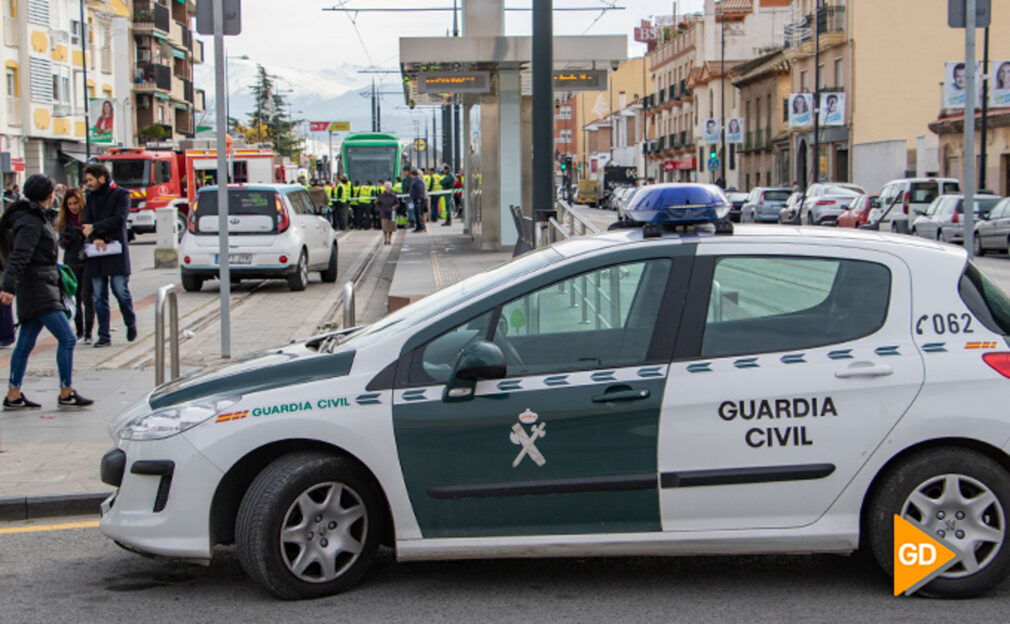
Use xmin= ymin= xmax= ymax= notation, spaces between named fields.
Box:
xmin=707 ymin=157 xmax=720 ymax=172
xmin=196 ymin=0 xmax=241 ymax=36
xmin=413 ymin=139 xmax=427 ymax=152
xmin=309 ymin=121 xmax=351 ymax=132
xmin=417 ymin=71 xmax=491 ymax=94
xmin=948 ymin=0 xmax=990 ymax=28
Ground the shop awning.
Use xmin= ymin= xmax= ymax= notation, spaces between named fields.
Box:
xmin=171 ymin=48 xmax=186 ymax=59
xmin=173 ymin=102 xmax=188 ymax=110
xmin=154 ymin=92 xmax=170 ymax=101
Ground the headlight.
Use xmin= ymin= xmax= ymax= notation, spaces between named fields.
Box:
xmin=115 ymin=395 xmax=241 ymax=441
xmin=137 ymin=201 xmax=147 ymax=209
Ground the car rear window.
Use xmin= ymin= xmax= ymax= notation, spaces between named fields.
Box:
xmin=959 ymin=262 xmax=1010 ymax=335
xmin=909 ymin=182 xmax=940 ymax=204
xmin=763 ymin=190 xmax=792 ymax=201
xmin=955 ymin=197 xmax=1001 ymax=216
xmin=196 ymin=190 xmax=278 ymax=216
xmin=824 ymin=185 xmax=860 ymax=196
xmin=943 ymin=182 xmax=960 ymax=194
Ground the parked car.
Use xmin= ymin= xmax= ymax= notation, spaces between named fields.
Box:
xmin=798 ymin=183 xmax=865 ymax=226
xmin=613 ymin=186 xmax=640 ymax=218
xmin=740 ymin=187 xmax=793 ymax=223
xmin=876 ymin=177 xmax=961 ymax=233
xmin=180 ymin=184 xmax=338 ymax=292
xmin=910 ymin=194 xmax=1001 ymax=244
xmin=726 ymin=191 xmax=750 ymax=222
xmin=836 ymin=194 xmax=880 ymax=228
xmin=778 ymin=191 xmax=804 ymax=224
xmin=974 ymin=197 xmax=1010 ymax=255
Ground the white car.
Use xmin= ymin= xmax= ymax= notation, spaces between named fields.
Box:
xmin=179 ymin=184 xmax=337 ymax=292
xmin=798 ymin=183 xmax=865 ymax=225
xmin=101 ymin=184 xmax=1010 ymax=600
xmin=876 ymin=177 xmax=961 ymax=234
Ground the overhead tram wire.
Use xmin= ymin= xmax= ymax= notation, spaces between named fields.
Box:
xmin=322 ymin=5 xmax=625 ymax=13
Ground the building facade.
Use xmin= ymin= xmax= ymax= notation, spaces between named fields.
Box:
xmin=732 ymin=48 xmax=791 ymax=189
xmin=643 ymin=0 xmax=791 ymax=186
xmin=131 ymin=0 xmax=203 ymax=143
xmin=0 ymin=0 xmax=134 ymax=186
xmin=577 ymin=56 xmax=648 ymax=184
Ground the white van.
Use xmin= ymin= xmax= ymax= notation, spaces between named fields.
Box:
xmin=874 ymin=178 xmax=961 ymax=233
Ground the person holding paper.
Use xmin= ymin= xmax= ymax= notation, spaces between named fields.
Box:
xmin=82 ymin=163 xmax=136 ymax=348
xmin=0 ymin=174 xmax=92 ymax=409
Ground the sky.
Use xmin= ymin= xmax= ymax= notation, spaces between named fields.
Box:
xmin=197 ymin=0 xmax=708 ymax=104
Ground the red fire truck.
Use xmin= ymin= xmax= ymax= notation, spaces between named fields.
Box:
xmin=97 ymin=140 xmax=282 ymax=237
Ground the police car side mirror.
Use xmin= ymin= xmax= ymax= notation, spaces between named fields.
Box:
xmin=443 ymin=340 xmax=506 ymax=402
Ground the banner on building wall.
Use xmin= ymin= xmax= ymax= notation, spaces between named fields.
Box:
xmin=788 ymin=93 xmax=813 ymax=127
xmin=943 ymin=61 xmax=981 ymax=109
xmin=990 ymin=60 xmax=1010 ymax=107
xmin=725 ymin=118 xmax=744 ymax=143
xmin=819 ymin=93 xmax=845 ymax=126
xmin=703 ymin=118 xmax=721 ymax=144
xmin=89 ymin=98 xmax=115 ymax=144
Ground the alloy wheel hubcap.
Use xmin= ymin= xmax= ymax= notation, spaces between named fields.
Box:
xmin=901 ymin=473 xmax=1005 ymax=578
xmin=279 ymin=481 xmax=367 ymax=583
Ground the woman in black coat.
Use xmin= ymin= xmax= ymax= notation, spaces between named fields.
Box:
xmin=0 ymin=174 xmax=92 ymax=409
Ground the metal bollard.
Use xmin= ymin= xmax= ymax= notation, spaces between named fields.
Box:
xmin=342 ymin=281 xmax=355 ymax=328
xmin=155 ymin=284 xmax=180 ymax=385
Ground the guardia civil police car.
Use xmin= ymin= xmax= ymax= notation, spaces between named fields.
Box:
xmin=100 ymin=183 xmax=1010 ymax=599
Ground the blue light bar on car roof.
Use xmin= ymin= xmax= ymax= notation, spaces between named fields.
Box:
xmin=624 ymin=183 xmax=731 ymax=225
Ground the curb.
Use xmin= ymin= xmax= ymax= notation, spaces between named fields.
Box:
xmin=0 ymin=492 xmax=111 ymax=521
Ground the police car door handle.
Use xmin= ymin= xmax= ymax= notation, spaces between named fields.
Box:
xmin=834 ymin=362 xmax=894 ymax=379
xmin=591 ymin=387 xmax=651 ymax=403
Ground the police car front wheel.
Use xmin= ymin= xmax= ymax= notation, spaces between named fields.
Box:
xmin=866 ymin=447 xmax=1010 ymax=598
xmin=235 ymin=451 xmax=384 ymax=599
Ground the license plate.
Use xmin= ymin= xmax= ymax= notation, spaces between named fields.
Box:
xmin=214 ymin=254 xmax=252 ymax=265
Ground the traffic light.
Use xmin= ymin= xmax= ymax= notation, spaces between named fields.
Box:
xmin=560 ymin=160 xmax=567 ymax=171
xmin=709 ymin=148 xmax=717 ymax=159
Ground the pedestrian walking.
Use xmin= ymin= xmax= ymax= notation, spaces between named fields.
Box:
xmin=375 ymin=181 xmax=397 ymax=245
xmin=55 ymin=188 xmax=95 ymax=342
xmin=409 ymin=169 xmax=427 ymax=232
xmin=82 ymin=163 xmax=136 ymax=348
xmin=0 ymin=173 xmax=92 ymax=409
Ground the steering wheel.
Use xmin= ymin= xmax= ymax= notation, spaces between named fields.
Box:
xmin=494 ymin=316 xmax=525 ymax=367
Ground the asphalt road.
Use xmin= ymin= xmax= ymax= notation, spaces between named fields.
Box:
xmin=2 ymin=518 xmax=1009 ymax=623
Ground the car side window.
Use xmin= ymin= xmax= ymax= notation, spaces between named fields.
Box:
xmin=700 ymin=256 xmax=891 ymax=358
xmin=492 ymin=259 xmax=672 ymax=376
xmin=290 ymin=192 xmax=312 ymax=215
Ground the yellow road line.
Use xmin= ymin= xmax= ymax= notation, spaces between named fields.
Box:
xmin=0 ymin=520 xmax=100 ymax=535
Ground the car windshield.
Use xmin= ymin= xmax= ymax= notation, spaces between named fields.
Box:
xmin=107 ymin=159 xmax=150 ymax=188
xmin=763 ymin=190 xmax=792 ymax=201
xmin=340 ymin=247 xmax=562 ymax=350
xmin=195 ymin=189 xmax=278 ymax=216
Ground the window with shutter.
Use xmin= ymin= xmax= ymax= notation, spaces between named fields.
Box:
xmin=29 ymin=57 xmax=52 ymax=104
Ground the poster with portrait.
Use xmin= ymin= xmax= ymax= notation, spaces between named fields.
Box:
xmin=990 ymin=60 xmax=1010 ymax=107
xmin=819 ymin=92 xmax=845 ymax=126
xmin=788 ymin=94 xmax=813 ymax=127
xmin=725 ymin=118 xmax=744 ymax=143
xmin=702 ymin=118 xmax=721 ymax=144
xmin=943 ymin=61 xmax=981 ymax=109
xmin=89 ymin=97 xmax=115 ymax=143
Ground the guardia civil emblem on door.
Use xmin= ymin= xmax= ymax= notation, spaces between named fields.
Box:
xmin=510 ymin=408 xmax=546 ymax=468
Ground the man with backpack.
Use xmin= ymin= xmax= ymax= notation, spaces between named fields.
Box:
xmin=81 ymin=163 xmax=136 ymax=348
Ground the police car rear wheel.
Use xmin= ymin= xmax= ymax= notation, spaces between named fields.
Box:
xmin=235 ymin=451 xmax=383 ymax=599
xmin=867 ymin=447 xmax=1010 ymax=598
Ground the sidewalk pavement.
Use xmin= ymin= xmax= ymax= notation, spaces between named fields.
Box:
xmin=0 ymin=220 xmax=512 ymax=520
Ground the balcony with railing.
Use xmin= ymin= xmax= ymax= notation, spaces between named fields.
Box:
xmin=183 ymin=27 xmax=192 ymax=50
xmin=785 ymin=4 xmax=846 ymax=52
xmin=679 ymin=130 xmax=689 ymax=147
xmin=668 ymin=84 xmax=677 ymax=102
xmin=53 ymin=103 xmax=71 ymax=118
xmin=171 ymin=75 xmax=187 ymax=102
xmin=193 ymin=39 xmax=203 ymax=64
xmin=134 ymin=1 xmax=171 ymax=32
xmin=182 ymin=78 xmax=193 ymax=103
xmin=668 ymin=133 xmax=677 ymax=150
xmin=6 ymin=96 xmax=21 ymax=126
xmin=744 ymin=130 xmax=753 ymax=151
xmin=658 ymin=88 xmax=666 ymax=104
xmin=3 ymin=17 xmax=17 ymax=47
xmin=169 ymin=19 xmax=186 ymax=49
xmin=135 ymin=62 xmax=172 ymax=91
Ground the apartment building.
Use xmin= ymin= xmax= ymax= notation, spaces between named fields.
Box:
xmin=132 ymin=0 xmax=203 ymax=142
xmin=785 ymin=0 xmax=1010 ymax=194
xmin=732 ymin=48 xmax=791 ymax=188
xmin=0 ymin=0 xmax=132 ymax=185
xmin=644 ymin=0 xmax=790 ymax=186
xmin=576 ymin=56 xmax=648 ymax=182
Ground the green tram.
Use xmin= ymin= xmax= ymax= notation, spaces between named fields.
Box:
xmin=339 ymin=133 xmax=403 ymax=183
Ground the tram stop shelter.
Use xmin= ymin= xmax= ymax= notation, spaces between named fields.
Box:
xmin=399 ymin=3 xmax=626 ymax=250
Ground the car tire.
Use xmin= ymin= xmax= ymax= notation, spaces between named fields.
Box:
xmin=235 ymin=451 xmax=384 ymax=600
xmin=181 ymin=273 xmax=203 ymax=292
xmin=176 ymin=213 xmax=188 ymax=243
xmin=320 ymin=244 xmax=338 ymax=283
xmin=975 ymin=236 xmax=986 ymax=256
xmin=866 ymin=447 xmax=1010 ymax=598
xmin=287 ymin=250 xmax=309 ymax=291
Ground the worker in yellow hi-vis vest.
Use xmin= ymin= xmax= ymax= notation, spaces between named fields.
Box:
xmin=393 ymin=177 xmax=407 ymax=228
xmin=431 ymin=169 xmax=444 ymax=221
xmin=359 ymin=181 xmax=374 ymax=230
xmin=350 ymin=180 xmax=362 ymax=229
xmin=439 ymin=165 xmax=456 ymax=226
